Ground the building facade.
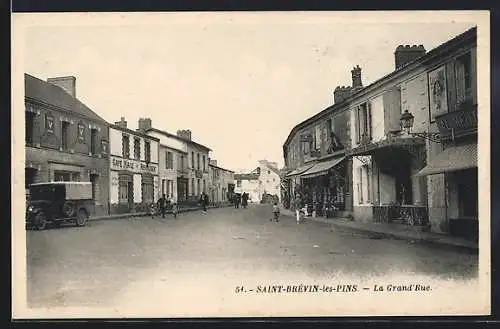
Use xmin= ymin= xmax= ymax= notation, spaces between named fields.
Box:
xmin=282 ymin=75 xmax=353 ymax=217
xmin=234 ymin=160 xmax=281 ymax=203
xmin=108 ymin=118 xmax=159 ymax=214
xmin=208 ymin=159 xmax=235 ymax=204
xmin=142 ymin=120 xmax=212 ymax=203
xmin=25 ymin=74 xmax=110 ymax=216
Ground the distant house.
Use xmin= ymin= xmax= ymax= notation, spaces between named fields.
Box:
xmin=234 ymin=160 xmax=281 ymax=202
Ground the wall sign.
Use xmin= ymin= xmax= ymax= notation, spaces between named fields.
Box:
xmin=45 ymin=113 xmax=54 ymax=134
xmin=77 ymin=122 xmax=86 ymax=142
xmin=110 ymin=155 xmax=158 ymax=175
xmin=428 ymin=66 xmax=448 ymax=122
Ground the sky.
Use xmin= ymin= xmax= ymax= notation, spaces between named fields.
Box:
xmin=21 ymin=13 xmax=477 ymax=172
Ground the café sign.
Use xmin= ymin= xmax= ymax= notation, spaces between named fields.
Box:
xmin=435 ymin=106 xmax=477 ymax=140
xmin=110 ymin=155 xmax=158 ymax=175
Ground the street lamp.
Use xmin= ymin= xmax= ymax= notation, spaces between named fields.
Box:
xmin=400 ymin=110 xmax=442 ymax=143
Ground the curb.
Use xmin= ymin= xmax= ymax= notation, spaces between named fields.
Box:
xmin=280 ymin=212 xmax=478 ymax=252
xmin=89 ymin=204 xmax=232 ymax=222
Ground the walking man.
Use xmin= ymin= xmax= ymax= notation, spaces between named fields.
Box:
xmin=157 ymin=194 xmax=167 ymax=218
xmin=200 ymin=192 xmax=209 ymax=214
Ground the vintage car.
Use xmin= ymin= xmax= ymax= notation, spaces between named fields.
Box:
xmin=26 ymin=182 xmax=94 ymax=230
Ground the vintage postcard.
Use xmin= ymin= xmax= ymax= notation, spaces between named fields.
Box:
xmin=12 ymin=11 xmax=490 ymax=318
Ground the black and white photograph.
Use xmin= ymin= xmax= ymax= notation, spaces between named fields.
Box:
xmin=12 ymin=11 xmax=490 ymax=318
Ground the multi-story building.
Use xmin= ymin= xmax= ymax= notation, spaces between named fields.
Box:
xmin=141 ymin=120 xmax=211 ymax=203
xmin=234 ymin=160 xmax=281 ymax=203
xmin=24 ymin=74 xmax=110 ymax=216
xmin=108 ymin=117 xmax=159 ymax=214
xmin=282 ymin=72 xmax=353 ymax=217
xmin=283 ymin=27 xmax=478 ymax=238
xmin=344 ymin=27 xmax=477 ymax=238
xmin=208 ymin=159 xmax=235 ymax=204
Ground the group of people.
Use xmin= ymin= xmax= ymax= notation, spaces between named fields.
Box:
xmin=151 ymin=192 xmax=211 ymax=219
xmin=233 ymin=192 xmax=249 ymax=209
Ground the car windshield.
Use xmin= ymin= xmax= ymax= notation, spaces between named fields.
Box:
xmin=29 ymin=185 xmax=65 ymax=201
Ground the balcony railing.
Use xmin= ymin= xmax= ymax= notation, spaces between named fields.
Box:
xmin=373 ymin=205 xmax=429 ymax=226
xmin=435 ymin=101 xmax=477 ymax=140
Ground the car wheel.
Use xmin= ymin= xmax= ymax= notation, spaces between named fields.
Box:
xmin=75 ymin=209 xmax=88 ymax=227
xmin=34 ymin=212 xmax=47 ymax=231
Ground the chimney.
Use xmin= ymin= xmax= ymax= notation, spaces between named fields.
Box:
xmin=351 ymin=65 xmax=363 ymax=89
xmin=209 ymin=159 xmax=218 ymax=167
xmin=47 ymin=76 xmax=76 ymax=97
xmin=114 ymin=117 xmax=127 ymax=129
xmin=137 ymin=118 xmax=152 ymax=133
xmin=176 ymin=129 xmax=192 ymax=141
xmin=333 ymin=86 xmax=352 ymax=104
xmin=394 ymin=45 xmax=426 ymax=69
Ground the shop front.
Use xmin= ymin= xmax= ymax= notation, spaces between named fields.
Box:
xmin=415 ymin=142 xmax=478 ymax=240
xmin=284 ymin=164 xmax=313 ymax=211
xmin=298 ymin=156 xmax=347 ymax=217
xmin=109 ymin=155 xmax=159 ymax=214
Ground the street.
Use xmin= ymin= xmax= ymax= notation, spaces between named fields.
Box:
xmin=26 ymin=204 xmax=478 ymax=312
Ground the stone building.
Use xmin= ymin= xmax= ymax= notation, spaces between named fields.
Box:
xmin=141 ymin=120 xmax=212 ymax=203
xmin=234 ymin=160 xmax=281 ymax=203
xmin=108 ymin=118 xmax=159 ymax=214
xmin=25 ymin=74 xmax=110 ymax=216
xmin=208 ymin=159 xmax=235 ymax=204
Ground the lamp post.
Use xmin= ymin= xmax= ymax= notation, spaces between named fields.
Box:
xmin=400 ymin=110 xmax=442 ymax=143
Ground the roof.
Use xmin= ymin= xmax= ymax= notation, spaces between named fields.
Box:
xmin=145 ymin=127 xmax=212 ymax=152
xmin=234 ymin=173 xmax=259 ymax=181
xmin=208 ymin=163 xmax=234 ymax=173
xmin=109 ymin=124 xmax=160 ymax=142
xmin=282 ymin=26 xmax=477 ymax=150
xmin=159 ymin=144 xmax=188 ymax=154
xmin=25 ymin=74 xmax=107 ymax=124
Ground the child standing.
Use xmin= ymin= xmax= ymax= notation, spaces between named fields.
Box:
xmin=271 ymin=202 xmax=280 ymax=222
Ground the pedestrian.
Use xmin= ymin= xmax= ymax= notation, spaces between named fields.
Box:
xmin=157 ymin=194 xmax=167 ymax=218
xmin=170 ymin=196 xmax=178 ymax=219
xmin=242 ymin=192 xmax=248 ymax=209
xmin=234 ymin=193 xmax=241 ymax=209
xmin=200 ymin=192 xmax=209 ymax=213
xmin=295 ymin=193 xmax=303 ymax=224
xmin=149 ymin=202 xmax=156 ymax=219
xmin=271 ymin=201 xmax=280 ymax=222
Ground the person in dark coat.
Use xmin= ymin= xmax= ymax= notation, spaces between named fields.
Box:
xmin=234 ymin=193 xmax=241 ymax=209
xmin=157 ymin=194 xmax=167 ymax=218
xmin=200 ymin=192 xmax=209 ymax=213
xmin=241 ymin=192 xmax=248 ymax=208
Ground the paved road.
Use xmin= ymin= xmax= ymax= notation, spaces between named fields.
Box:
xmin=26 ymin=204 xmax=478 ymax=311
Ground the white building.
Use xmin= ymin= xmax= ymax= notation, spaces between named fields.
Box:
xmin=108 ymin=117 xmax=159 ymax=214
xmin=234 ymin=160 xmax=281 ymax=203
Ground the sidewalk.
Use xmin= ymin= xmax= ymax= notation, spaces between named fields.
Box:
xmin=90 ymin=204 xmax=231 ymax=222
xmin=280 ymin=208 xmax=478 ymax=251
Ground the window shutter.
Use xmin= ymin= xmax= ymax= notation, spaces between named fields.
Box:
xmin=358 ymin=166 xmax=363 ymax=204
xmin=355 ymin=107 xmax=361 ymax=144
xmin=367 ymin=102 xmax=372 ymax=140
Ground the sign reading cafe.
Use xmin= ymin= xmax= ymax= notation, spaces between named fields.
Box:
xmin=110 ymin=155 xmax=158 ymax=175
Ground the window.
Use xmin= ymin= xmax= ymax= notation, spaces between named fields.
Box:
xmin=191 ymin=178 xmax=195 ymax=196
xmin=54 ymin=171 xmax=80 ymax=182
xmin=356 ymin=102 xmax=372 ymax=144
xmin=179 ymin=154 xmax=185 ymax=171
xmin=170 ymin=180 xmax=174 ymax=198
xmin=91 ymin=128 xmax=98 ymax=155
xmin=134 ymin=138 xmax=141 ymax=160
xmin=77 ymin=123 xmax=85 ymax=143
xmin=357 ymin=165 xmax=372 ymax=204
xmin=191 ymin=152 xmax=195 ymax=168
xmin=162 ymin=179 xmax=166 ymax=195
xmin=203 ymin=155 xmax=206 ymax=171
xmin=122 ymin=135 xmax=130 ymax=158
xmin=203 ymin=180 xmax=206 ymax=193
xmin=237 ymin=180 xmax=242 ymax=187
xmin=314 ymin=125 xmax=321 ymax=150
xmin=197 ymin=179 xmax=200 ymax=195
xmin=145 ymin=141 xmax=151 ymax=163
xmin=166 ymin=179 xmax=171 ymax=197
xmin=25 ymin=112 xmax=35 ymax=145
xmin=197 ymin=154 xmax=200 ymax=170
xmin=61 ymin=121 xmax=70 ymax=151
xmin=166 ymin=151 xmax=173 ymax=169
xmin=90 ymin=174 xmax=99 ymax=201
xmin=455 ymin=52 xmax=473 ymax=105
xmin=119 ymin=183 xmax=129 ymax=204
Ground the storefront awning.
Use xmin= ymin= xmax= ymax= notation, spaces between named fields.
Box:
xmin=285 ymin=164 xmax=314 ymax=178
xmin=415 ymin=143 xmax=477 ymax=176
xmin=301 ymin=156 xmax=346 ymax=179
